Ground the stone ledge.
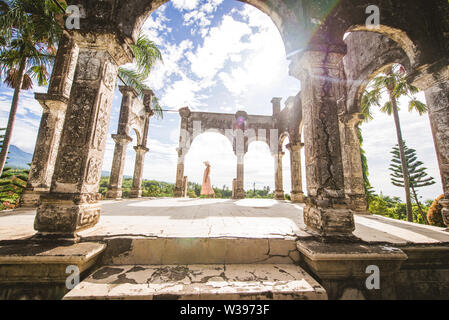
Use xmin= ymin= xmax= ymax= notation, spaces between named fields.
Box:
xmin=63 ymin=264 xmax=328 ymax=300
xmin=99 ymin=237 xmax=301 ymax=265
xmin=399 ymin=245 xmax=449 ymax=269
xmin=297 ymin=240 xmax=407 ymax=280
xmin=0 ymin=242 xmax=106 ymax=284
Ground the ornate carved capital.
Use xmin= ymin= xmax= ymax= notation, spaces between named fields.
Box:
xmin=286 ymin=142 xmax=304 ymax=152
xmin=71 ymin=31 xmax=133 ymax=66
xmin=34 ymin=93 xmax=69 ymax=112
xmin=134 ymin=145 xmax=149 ymax=154
xmin=112 ymin=134 xmax=132 ymax=145
xmin=179 ymin=106 xmax=191 ymax=119
xmin=289 ymin=47 xmax=346 ymax=80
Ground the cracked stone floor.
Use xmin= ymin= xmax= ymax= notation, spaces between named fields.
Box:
xmin=1 ymin=198 xmax=448 ymax=244
xmin=63 ymin=264 xmax=327 ymax=300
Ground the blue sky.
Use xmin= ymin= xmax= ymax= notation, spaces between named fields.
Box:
xmin=0 ymin=0 xmax=443 ymax=201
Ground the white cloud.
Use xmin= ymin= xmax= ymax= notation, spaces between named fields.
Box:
xmin=186 ymin=15 xmax=253 ymax=80
xmin=172 ymin=0 xmax=200 ymax=11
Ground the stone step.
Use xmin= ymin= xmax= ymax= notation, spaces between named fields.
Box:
xmin=98 ymin=236 xmax=301 ymax=265
xmin=63 ymin=264 xmax=327 ymax=300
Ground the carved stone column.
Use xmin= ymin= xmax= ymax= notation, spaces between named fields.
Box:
xmin=234 ymin=153 xmax=245 ymax=199
xmin=174 ymin=149 xmax=185 ymax=198
xmin=174 ymin=107 xmax=191 ymax=197
xmin=130 ymin=145 xmax=149 ymax=198
xmin=286 ymin=142 xmax=305 ymax=203
xmin=106 ymin=134 xmax=132 ymax=199
xmin=425 ymin=79 xmax=449 ymax=227
xmin=290 ymin=48 xmax=355 ymax=236
xmin=34 ymin=33 xmax=132 ymax=239
xmin=339 ymin=112 xmax=368 ymax=213
xmin=182 ymin=176 xmax=188 ymax=197
xmin=20 ymin=33 xmax=79 ymax=207
xmin=274 ymin=151 xmax=285 ymax=200
xmin=129 ymin=90 xmax=153 ymax=198
xmin=106 ymin=86 xmax=136 ymax=199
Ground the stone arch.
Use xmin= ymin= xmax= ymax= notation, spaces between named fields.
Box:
xmin=131 ymin=128 xmax=142 ymax=146
xmin=110 ymin=0 xmax=305 ymax=55
xmin=322 ymin=0 xmax=449 ymax=69
xmin=187 ymin=128 xmax=234 ymax=156
xmin=344 ymin=31 xmax=411 ymax=115
xmin=278 ymin=132 xmax=290 ymax=151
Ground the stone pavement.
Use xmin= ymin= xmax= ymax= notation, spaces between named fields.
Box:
xmin=1 ymin=198 xmax=448 ymax=245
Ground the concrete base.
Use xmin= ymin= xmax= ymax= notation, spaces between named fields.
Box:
xmin=19 ymin=190 xmax=45 ymax=208
xmin=105 ymin=189 xmax=122 ymax=200
xmin=297 ymin=240 xmax=408 ymax=299
xmin=63 ymin=264 xmax=327 ymax=300
xmin=291 ymin=192 xmax=305 ymax=203
xmin=35 ymin=196 xmax=101 ymax=236
xmin=274 ymin=191 xmax=284 ymax=200
xmin=303 ymin=205 xmax=355 ymax=236
xmin=0 ymin=242 xmax=106 ymax=299
xmin=233 ymin=189 xmax=245 ymax=199
xmin=129 ymin=189 xmax=142 ymax=198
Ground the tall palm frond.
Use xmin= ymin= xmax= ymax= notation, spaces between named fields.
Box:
xmin=131 ymin=34 xmax=163 ymax=77
xmin=118 ymin=32 xmax=163 ymax=118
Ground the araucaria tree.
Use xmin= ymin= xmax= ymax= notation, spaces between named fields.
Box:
xmin=361 ymin=64 xmax=427 ymax=222
xmin=389 ymin=142 xmax=435 ymax=224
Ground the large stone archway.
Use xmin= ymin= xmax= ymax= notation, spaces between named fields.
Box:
xmin=173 ymin=96 xmax=304 ymax=200
xmin=27 ymin=0 xmax=449 ymax=240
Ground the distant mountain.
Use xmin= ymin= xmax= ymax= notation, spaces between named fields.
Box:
xmin=5 ymin=145 xmax=33 ymax=169
xmin=101 ymin=170 xmax=133 ymax=179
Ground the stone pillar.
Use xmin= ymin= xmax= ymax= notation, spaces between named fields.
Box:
xmin=234 ymin=153 xmax=245 ymax=199
xmin=182 ymin=176 xmax=188 ymax=198
xmin=106 ymin=86 xmax=136 ymax=199
xmin=339 ymin=113 xmax=368 ymax=213
xmin=425 ymin=80 xmax=449 ymax=227
xmin=174 ymin=150 xmax=185 ymax=198
xmin=129 ymin=90 xmax=153 ymax=198
xmin=20 ymin=33 xmax=79 ymax=207
xmin=174 ymin=107 xmax=191 ymax=197
xmin=130 ymin=145 xmax=149 ymax=198
xmin=34 ymin=33 xmax=132 ymax=240
xmin=274 ymin=151 xmax=285 ymax=200
xmin=105 ymin=134 xmax=132 ymax=199
xmin=290 ymin=48 xmax=355 ymax=236
xmin=286 ymin=142 xmax=305 ymax=203
xmin=232 ymin=178 xmax=237 ymax=199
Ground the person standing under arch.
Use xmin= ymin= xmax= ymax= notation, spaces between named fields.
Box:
xmin=201 ymin=161 xmax=215 ymax=198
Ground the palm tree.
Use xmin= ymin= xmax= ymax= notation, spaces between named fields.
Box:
xmin=118 ymin=33 xmax=164 ymax=118
xmin=0 ymin=0 xmax=64 ymax=177
xmin=361 ymin=64 xmax=427 ymax=222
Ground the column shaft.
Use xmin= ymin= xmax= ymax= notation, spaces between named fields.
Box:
xmin=106 ymin=134 xmax=132 ymax=199
xmin=339 ymin=113 xmax=368 ymax=213
xmin=296 ymin=50 xmax=355 ymax=236
xmin=20 ymin=33 xmax=78 ymax=207
xmin=287 ymin=143 xmax=305 ymax=203
xmin=274 ymin=151 xmax=285 ymax=200
xmin=34 ymin=40 xmax=128 ymax=238
xmin=425 ymin=80 xmax=449 ymax=226
xmin=234 ymin=154 xmax=245 ymax=199
xmin=174 ymin=108 xmax=191 ymax=197
xmin=130 ymin=146 xmax=149 ymax=198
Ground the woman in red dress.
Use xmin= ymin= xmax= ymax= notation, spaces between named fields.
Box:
xmin=200 ymin=161 xmax=215 ymax=198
